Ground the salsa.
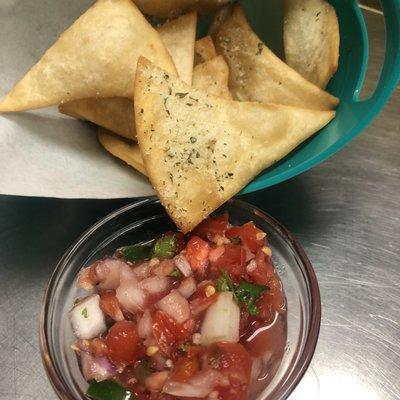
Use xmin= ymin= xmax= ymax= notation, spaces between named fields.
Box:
xmin=69 ymin=214 xmax=287 ymax=400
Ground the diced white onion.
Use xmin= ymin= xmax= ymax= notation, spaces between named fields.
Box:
xmin=140 ymin=276 xmax=171 ymax=295
xmin=178 ymin=277 xmax=197 ymax=299
xmin=69 ymin=294 xmax=106 ymax=340
xmin=174 ymin=254 xmax=192 ymax=277
xmin=96 ymin=258 xmax=128 ymax=290
xmin=200 ymin=292 xmax=240 ymax=345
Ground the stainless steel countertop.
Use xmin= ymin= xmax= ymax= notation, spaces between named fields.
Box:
xmin=0 ymin=4 xmax=399 ymax=400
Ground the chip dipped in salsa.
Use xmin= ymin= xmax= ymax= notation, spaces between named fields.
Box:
xmin=69 ymin=214 xmax=287 ymax=400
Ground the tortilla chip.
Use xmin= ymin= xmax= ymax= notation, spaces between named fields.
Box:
xmin=284 ymin=0 xmax=340 ymax=88
xmin=0 ymin=0 xmax=176 ymax=112
xmin=60 ymin=97 xmax=135 ymax=140
xmin=211 ymin=4 xmax=339 ymax=110
xmin=192 ymin=56 xmax=232 ymax=100
xmin=194 ymin=36 xmax=217 ymax=66
xmin=158 ymin=12 xmax=197 ymax=85
xmin=133 ymin=0 xmax=230 ymax=19
xmin=97 ymin=128 xmax=147 ymax=176
xmin=134 ymin=58 xmax=335 ymax=232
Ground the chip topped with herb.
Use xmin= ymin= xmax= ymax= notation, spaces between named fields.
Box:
xmin=134 ymin=57 xmax=335 ymax=232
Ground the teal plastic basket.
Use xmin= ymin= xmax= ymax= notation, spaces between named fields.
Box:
xmin=207 ymin=0 xmax=400 ymax=194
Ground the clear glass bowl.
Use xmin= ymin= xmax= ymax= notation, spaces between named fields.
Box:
xmin=39 ymin=198 xmax=321 ymax=400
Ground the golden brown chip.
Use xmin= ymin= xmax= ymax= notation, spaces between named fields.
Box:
xmin=134 ymin=58 xmax=335 ymax=232
xmin=211 ymin=4 xmax=339 ymax=110
xmin=0 ymin=0 xmax=176 ymax=112
xmin=284 ymin=0 xmax=340 ymax=89
xmin=60 ymin=97 xmax=135 ymax=140
xmin=97 ymin=128 xmax=147 ymax=176
xmin=194 ymin=36 xmax=217 ymax=66
xmin=158 ymin=12 xmax=197 ymax=85
xmin=192 ymin=56 xmax=232 ymax=100
xmin=133 ymin=0 xmax=230 ymax=19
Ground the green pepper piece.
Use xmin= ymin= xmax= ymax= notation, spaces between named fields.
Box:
xmin=117 ymin=244 xmax=152 ymax=262
xmin=86 ymin=380 xmax=134 ymax=400
xmin=151 ymin=234 xmax=177 ymax=259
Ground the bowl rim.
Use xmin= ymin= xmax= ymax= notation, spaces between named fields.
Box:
xmin=39 ymin=197 xmax=321 ymax=400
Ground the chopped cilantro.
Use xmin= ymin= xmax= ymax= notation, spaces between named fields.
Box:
xmin=81 ymin=307 xmax=89 ymax=319
xmin=168 ymin=267 xmax=183 ymax=278
xmin=179 ymin=342 xmax=190 ymax=353
xmin=216 ymin=270 xmax=235 ymax=293
xmin=236 ymin=281 xmax=268 ymax=316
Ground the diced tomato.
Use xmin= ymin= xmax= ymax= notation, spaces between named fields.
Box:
xmin=210 ymin=244 xmax=246 ymax=279
xmin=100 ymin=291 xmax=124 ymax=321
xmin=90 ymin=337 xmax=108 ymax=357
xmin=186 ymin=236 xmax=210 ymax=276
xmin=172 ymin=356 xmax=200 ymax=382
xmin=192 ymin=213 xmax=229 ymax=240
xmin=152 ymin=311 xmax=193 ymax=357
xmin=106 ymin=321 xmax=141 ymax=367
xmin=247 ymin=249 xmax=275 ymax=286
xmin=226 ymin=222 xmax=266 ymax=253
xmin=205 ymin=342 xmax=252 ymax=400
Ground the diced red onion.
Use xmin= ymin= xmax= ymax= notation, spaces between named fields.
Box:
xmin=138 ymin=310 xmax=153 ymax=339
xmin=80 ymin=352 xmax=116 ymax=382
xmin=116 ymin=265 xmax=146 ymax=313
xmin=95 ymin=258 xmax=131 ymax=290
xmin=156 ymin=290 xmax=191 ymax=324
xmin=145 ymin=371 xmax=169 ymax=392
xmin=174 ymin=254 xmax=192 ymax=277
xmin=140 ymin=276 xmax=171 ymax=296
xmin=178 ymin=277 xmax=197 ymax=299
xmin=133 ymin=262 xmax=151 ymax=279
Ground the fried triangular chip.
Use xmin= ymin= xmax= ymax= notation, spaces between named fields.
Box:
xmin=192 ymin=56 xmax=232 ymax=100
xmin=284 ymin=0 xmax=340 ymax=88
xmin=97 ymin=128 xmax=147 ymax=176
xmin=211 ymin=4 xmax=339 ymax=110
xmin=60 ymin=97 xmax=135 ymax=140
xmin=58 ymin=11 xmax=196 ymax=139
xmin=158 ymin=12 xmax=197 ymax=85
xmin=134 ymin=58 xmax=335 ymax=232
xmin=133 ymin=0 xmax=230 ymax=19
xmin=194 ymin=36 xmax=217 ymax=66
xmin=0 ymin=0 xmax=176 ymax=112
